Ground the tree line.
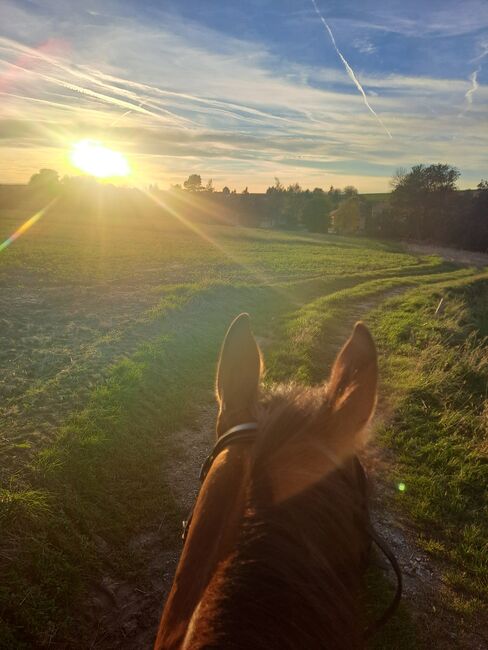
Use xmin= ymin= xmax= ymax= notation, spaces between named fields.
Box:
xmin=366 ymin=165 xmax=488 ymax=253
xmin=174 ymin=167 xmax=488 ymax=252
xmin=4 ymin=164 xmax=488 ymax=252
xmin=169 ymin=174 xmax=362 ymax=233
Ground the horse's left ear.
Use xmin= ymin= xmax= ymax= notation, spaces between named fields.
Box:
xmin=216 ymin=313 xmax=262 ymax=437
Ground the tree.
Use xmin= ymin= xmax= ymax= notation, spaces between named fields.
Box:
xmin=28 ymin=168 xmax=60 ymax=195
xmin=302 ymin=194 xmax=331 ymax=233
xmin=242 ymin=187 xmax=249 ymax=194
xmin=265 ymin=178 xmax=286 ymax=226
xmin=343 ymin=185 xmax=358 ymax=199
xmin=328 ymin=185 xmax=342 ymax=207
xmin=183 ymin=174 xmax=203 ymax=192
xmin=282 ymin=183 xmax=303 ymax=229
xmin=222 ymin=186 xmax=230 ymax=195
xmin=333 ymin=197 xmax=361 ymax=234
xmin=205 ymin=179 xmax=214 ymax=192
xmin=390 ymin=163 xmax=460 ymax=240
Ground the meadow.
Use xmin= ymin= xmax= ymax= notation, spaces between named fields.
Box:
xmin=0 ymin=204 xmax=486 ymax=648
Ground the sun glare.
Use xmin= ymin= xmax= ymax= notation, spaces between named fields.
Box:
xmin=70 ymin=140 xmax=130 ymax=178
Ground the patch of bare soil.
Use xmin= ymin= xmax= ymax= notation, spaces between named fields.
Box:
xmin=404 ymin=242 xmax=488 ymax=268
xmin=0 ymin=272 xmax=170 ymax=478
xmin=80 ymin=405 xmax=216 ymax=650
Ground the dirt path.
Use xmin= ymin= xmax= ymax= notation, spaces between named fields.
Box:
xmin=367 ymin=446 xmax=488 ymax=649
xmin=82 ymin=283 xmax=487 ymax=649
xmin=404 ymin=242 xmax=488 ymax=268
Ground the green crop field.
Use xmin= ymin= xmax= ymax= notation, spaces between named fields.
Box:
xmin=0 ymin=205 xmax=486 ymax=648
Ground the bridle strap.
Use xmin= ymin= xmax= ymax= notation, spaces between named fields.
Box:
xmin=364 ymin=528 xmax=403 ymax=639
xmin=199 ymin=423 xmax=259 ymax=482
xmin=182 ymin=422 xmax=258 ymax=542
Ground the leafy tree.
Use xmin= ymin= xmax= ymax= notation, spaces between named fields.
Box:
xmin=334 ymin=197 xmax=361 ymax=234
xmin=328 ymin=185 xmax=342 ymax=206
xmin=464 ymin=181 xmax=488 ymax=251
xmin=282 ymin=183 xmax=303 ymax=229
xmin=302 ymin=194 xmax=331 ymax=232
xmin=390 ymin=163 xmax=460 ymax=239
xmin=343 ymin=185 xmax=358 ymax=199
xmin=265 ymin=178 xmax=286 ymax=226
xmin=183 ymin=174 xmax=203 ymax=192
xmin=222 ymin=186 xmax=230 ymax=195
xmin=28 ymin=168 xmax=60 ymax=195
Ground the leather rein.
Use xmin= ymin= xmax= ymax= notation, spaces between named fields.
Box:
xmin=182 ymin=422 xmax=402 ymax=639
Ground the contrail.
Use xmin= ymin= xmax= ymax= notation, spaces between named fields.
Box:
xmin=465 ymin=67 xmax=480 ymax=105
xmin=310 ymin=0 xmax=392 ymax=138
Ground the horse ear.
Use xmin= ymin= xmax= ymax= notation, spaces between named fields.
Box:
xmin=216 ymin=313 xmax=262 ymax=437
xmin=266 ymin=322 xmax=377 ymax=504
xmin=327 ymin=321 xmax=378 ymax=443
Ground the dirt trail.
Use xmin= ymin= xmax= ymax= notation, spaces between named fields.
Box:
xmin=83 ymin=278 xmax=487 ymax=649
xmin=366 ymin=445 xmax=487 ymax=649
xmin=404 ymin=242 xmax=488 ymax=268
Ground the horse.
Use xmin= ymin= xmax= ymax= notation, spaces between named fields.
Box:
xmin=155 ymin=313 xmax=383 ymax=649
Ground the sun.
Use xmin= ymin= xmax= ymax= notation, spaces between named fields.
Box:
xmin=70 ymin=140 xmax=130 ymax=178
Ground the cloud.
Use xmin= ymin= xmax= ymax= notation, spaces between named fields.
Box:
xmin=0 ymin=0 xmax=487 ymax=190
xmin=465 ymin=67 xmax=480 ymax=105
xmin=310 ymin=0 xmax=392 ymax=138
xmin=353 ymin=38 xmax=376 ymax=55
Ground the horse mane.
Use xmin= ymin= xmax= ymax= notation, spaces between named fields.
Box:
xmin=188 ymin=383 xmax=368 ymax=649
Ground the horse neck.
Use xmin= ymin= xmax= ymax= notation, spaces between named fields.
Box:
xmin=154 ymin=443 xmax=251 ymax=650
xmin=183 ymin=467 xmax=366 ymax=650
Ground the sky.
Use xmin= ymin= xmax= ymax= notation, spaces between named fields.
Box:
xmin=0 ymin=0 xmax=487 ymax=192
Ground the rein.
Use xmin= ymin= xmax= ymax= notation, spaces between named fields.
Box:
xmin=182 ymin=422 xmax=402 ymax=639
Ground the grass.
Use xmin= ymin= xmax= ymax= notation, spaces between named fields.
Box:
xmin=0 ymin=205 xmax=487 ymax=646
xmin=370 ymin=278 xmax=488 ymax=609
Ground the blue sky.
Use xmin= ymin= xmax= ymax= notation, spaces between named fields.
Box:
xmin=0 ymin=0 xmax=487 ymax=191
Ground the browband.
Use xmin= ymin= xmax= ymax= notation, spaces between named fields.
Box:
xmin=199 ymin=422 xmax=259 ymax=482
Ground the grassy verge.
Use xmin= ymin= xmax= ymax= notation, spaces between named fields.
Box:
xmin=370 ymin=277 xmax=488 ymax=611
xmin=266 ymin=267 xmax=479 ymax=384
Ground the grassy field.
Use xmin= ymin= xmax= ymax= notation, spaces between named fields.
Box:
xmin=0 ymin=204 xmax=486 ymax=647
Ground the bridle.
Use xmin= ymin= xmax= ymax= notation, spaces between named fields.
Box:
xmin=181 ymin=422 xmax=402 ymax=639
xmin=182 ymin=422 xmax=259 ymax=542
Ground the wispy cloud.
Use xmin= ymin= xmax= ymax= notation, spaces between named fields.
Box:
xmin=310 ymin=0 xmax=392 ymax=139
xmin=465 ymin=67 xmax=480 ymax=105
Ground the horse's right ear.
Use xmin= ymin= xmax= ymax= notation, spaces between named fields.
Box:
xmin=265 ymin=322 xmax=377 ymax=504
xmin=216 ymin=313 xmax=262 ymax=437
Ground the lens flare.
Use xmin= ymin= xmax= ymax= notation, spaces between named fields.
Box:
xmin=0 ymin=199 xmax=57 ymax=253
xmin=70 ymin=140 xmax=130 ymax=178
